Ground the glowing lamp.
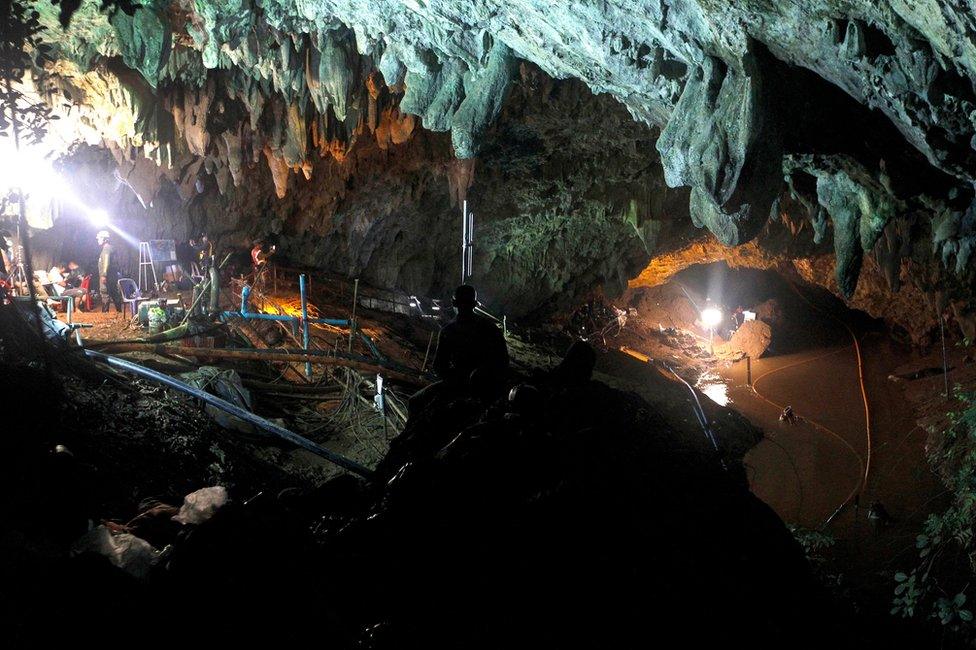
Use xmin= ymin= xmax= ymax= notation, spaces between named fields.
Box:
xmin=89 ymin=209 xmax=110 ymax=228
xmin=701 ymin=307 xmax=722 ymax=328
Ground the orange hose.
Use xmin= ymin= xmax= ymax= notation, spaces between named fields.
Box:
xmin=749 ymin=281 xmax=873 ymax=528
xmin=785 ymin=282 xmax=872 ymax=491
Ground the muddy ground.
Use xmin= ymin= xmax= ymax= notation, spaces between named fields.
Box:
xmin=589 ymin=263 xmax=976 ymax=647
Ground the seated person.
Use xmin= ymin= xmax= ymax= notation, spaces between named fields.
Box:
xmin=63 ymin=262 xmax=83 ymax=288
xmin=31 ymin=270 xmax=50 ymax=299
xmin=48 ymin=264 xmax=67 ymax=296
xmin=172 ymin=267 xmax=195 ymax=290
xmin=547 ymin=339 xmax=596 ymax=387
xmin=60 ymin=262 xmax=87 ymax=301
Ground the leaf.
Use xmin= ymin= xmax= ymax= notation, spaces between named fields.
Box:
xmin=955 ymin=593 xmax=967 ymax=607
xmin=959 ymin=609 xmax=973 ymax=622
xmin=894 ymin=572 xmax=908 ymax=582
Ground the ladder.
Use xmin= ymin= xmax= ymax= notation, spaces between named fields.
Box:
xmin=138 ymin=241 xmax=158 ymax=293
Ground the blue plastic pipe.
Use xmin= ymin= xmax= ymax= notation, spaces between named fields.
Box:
xmin=300 ymin=274 xmax=312 ymax=378
xmin=229 ymin=284 xmax=351 ymax=327
xmin=223 ymin=283 xmax=382 ymax=365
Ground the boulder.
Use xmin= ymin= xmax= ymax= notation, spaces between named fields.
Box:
xmin=754 ymin=298 xmax=785 ymax=327
xmin=718 ymin=319 xmax=773 ymax=360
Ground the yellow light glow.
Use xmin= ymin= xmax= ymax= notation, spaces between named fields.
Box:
xmin=620 ymin=346 xmax=650 ymax=363
xmin=701 ymin=307 xmax=722 ymax=328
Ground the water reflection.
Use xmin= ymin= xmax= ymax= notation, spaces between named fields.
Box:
xmin=696 ymin=372 xmax=731 ymax=406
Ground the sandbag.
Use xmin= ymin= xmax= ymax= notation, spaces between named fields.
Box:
xmin=71 ymin=525 xmax=162 ymax=579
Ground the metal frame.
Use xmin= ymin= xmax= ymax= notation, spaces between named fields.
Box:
xmin=137 ymin=241 xmax=159 ymax=293
xmin=461 ymin=200 xmax=474 ymax=283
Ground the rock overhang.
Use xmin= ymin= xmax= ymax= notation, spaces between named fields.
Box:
xmin=7 ymin=0 xmax=976 ymax=333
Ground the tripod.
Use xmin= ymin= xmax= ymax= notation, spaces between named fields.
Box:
xmin=9 ymin=246 xmax=28 ymax=296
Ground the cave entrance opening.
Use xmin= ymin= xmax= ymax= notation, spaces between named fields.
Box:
xmin=606 ymin=261 xmax=943 ymax=596
xmin=667 ymin=261 xmax=878 ymax=358
xmin=664 ymin=263 xmax=939 ymax=582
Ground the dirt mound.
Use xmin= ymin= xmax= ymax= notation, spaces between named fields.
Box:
xmin=626 ymin=284 xmax=700 ymax=331
xmin=0 ymin=305 xmax=831 ymax=648
xmin=346 ymin=375 xmax=832 ymax=648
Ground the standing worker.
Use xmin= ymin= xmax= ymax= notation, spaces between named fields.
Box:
xmin=250 ymin=240 xmax=276 ymax=290
xmin=192 ymin=233 xmax=213 ymax=272
xmin=96 ymin=230 xmax=121 ymax=313
xmin=0 ymin=230 xmax=12 ymax=281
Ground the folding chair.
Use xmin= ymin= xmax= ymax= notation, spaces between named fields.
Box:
xmin=117 ymin=277 xmax=144 ymax=319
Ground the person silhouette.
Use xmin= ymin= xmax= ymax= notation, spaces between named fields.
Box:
xmin=408 ymin=285 xmax=509 ymax=420
xmin=96 ymin=230 xmax=121 ymax=313
xmin=548 ymin=340 xmax=596 ymax=387
xmin=433 ymin=285 xmax=508 ymax=387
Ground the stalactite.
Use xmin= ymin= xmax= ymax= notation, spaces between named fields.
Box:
xmin=448 ymin=158 xmax=477 ymax=207
xmin=263 ymin=145 xmax=291 ymax=199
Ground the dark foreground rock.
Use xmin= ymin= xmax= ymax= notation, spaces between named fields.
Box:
xmin=1 ymin=318 xmax=845 ymax=648
xmin=347 ymin=380 xmax=836 ymax=649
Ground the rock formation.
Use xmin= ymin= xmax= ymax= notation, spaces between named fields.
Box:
xmin=12 ymin=0 xmax=976 ymax=338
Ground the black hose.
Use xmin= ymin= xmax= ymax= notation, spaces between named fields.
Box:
xmin=661 ymin=360 xmax=725 ymax=466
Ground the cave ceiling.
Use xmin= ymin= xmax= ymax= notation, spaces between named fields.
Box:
xmin=11 ymin=0 xmax=976 ymax=328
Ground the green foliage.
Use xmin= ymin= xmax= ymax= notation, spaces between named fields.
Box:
xmin=789 ymin=524 xmax=835 ymax=561
xmin=0 ymin=0 xmax=56 ymax=144
xmin=787 ymin=525 xmax=850 ymax=595
xmin=891 ymin=571 xmax=924 ymax=618
xmin=892 ymin=387 xmax=976 ymax=638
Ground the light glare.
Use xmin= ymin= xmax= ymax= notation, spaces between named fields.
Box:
xmin=701 ymin=307 xmax=722 ymax=328
xmin=90 ymin=209 xmax=109 ymax=227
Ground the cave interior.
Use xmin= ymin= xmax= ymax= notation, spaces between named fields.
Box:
xmin=1 ymin=1 xmax=976 ymax=648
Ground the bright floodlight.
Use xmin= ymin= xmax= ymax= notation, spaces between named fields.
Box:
xmin=701 ymin=307 xmax=722 ymax=328
xmin=89 ymin=209 xmax=109 ymax=227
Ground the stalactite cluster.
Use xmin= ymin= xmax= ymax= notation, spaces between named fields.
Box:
xmin=13 ymin=0 xmax=976 ymax=334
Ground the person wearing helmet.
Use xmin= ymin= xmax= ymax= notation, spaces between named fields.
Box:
xmin=96 ymin=230 xmax=121 ymax=313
